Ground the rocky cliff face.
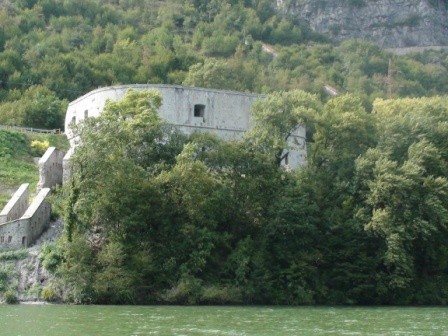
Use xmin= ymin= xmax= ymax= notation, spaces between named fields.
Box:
xmin=277 ymin=0 xmax=448 ymax=47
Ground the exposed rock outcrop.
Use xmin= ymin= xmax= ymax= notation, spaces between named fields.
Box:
xmin=277 ymin=0 xmax=448 ymax=48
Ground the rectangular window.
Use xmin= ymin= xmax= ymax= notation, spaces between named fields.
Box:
xmin=22 ymin=237 xmax=26 ymax=246
xmin=194 ymin=104 xmax=205 ymax=118
xmin=8 ymin=236 xmax=12 ymax=243
xmin=0 ymin=236 xmax=3 ymax=243
xmin=84 ymin=110 xmax=88 ymax=119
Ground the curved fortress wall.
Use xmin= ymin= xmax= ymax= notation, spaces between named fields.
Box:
xmin=65 ymin=85 xmax=307 ymax=168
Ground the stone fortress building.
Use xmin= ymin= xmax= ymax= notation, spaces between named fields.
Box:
xmin=64 ymin=84 xmax=307 ymax=169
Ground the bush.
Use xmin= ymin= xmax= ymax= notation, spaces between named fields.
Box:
xmin=41 ymin=286 xmax=57 ymax=302
xmin=4 ymin=289 xmax=18 ymax=304
xmin=200 ymin=286 xmax=243 ymax=304
xmin=40 ymin=243 xmax=63 ymax=274
xmin=30 ymin=140 xmax=50 ymax=156
xmin=0 ymin=249 xmax=28 ymax=261
xmin=0 ymin=131 xmax=28 ymax=158
xmin=161 ymin=277 xmax=202 ymax=304
xmin=0 ymin=269 xmax=8 ymax=292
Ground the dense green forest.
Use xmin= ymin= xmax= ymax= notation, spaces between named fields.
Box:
xmin=0 ymin=129 xmax=67 ymax=207
xmin=37 ymin=89 xmax=447 ymax=305
xmin=1 ymin=0 xmax=448 ymax=129
xmin=0 ymin=0 xmax=447 ymax=305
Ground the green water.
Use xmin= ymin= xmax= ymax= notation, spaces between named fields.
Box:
xmin=0 ymin=305 xmax=446 ymax=336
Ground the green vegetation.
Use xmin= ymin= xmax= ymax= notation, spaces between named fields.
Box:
xmin=0 ymin=129 xmax=68 ymax=209
xmin=1 ymin=0 xmax=448 ymax=130
xmin=1 ymin=0 xmax=447 ymax=306
xmin=49 ymin=90 xmax=448 ymax=305
xmin=0 ymin=251 xmax=27 ymax=303
xmin=0 ymin=249 xmax=28 ymax=262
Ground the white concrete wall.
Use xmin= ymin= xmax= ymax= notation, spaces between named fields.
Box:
xmin=65 ymin=85 xmax=308 ymax=168
xmin=65 ymin=85 xmax=258 ymax=143
xmin=38 ymin=147 xmax=66 ymax=191
xmin=0 ymin=184 xmax=29 ymax=225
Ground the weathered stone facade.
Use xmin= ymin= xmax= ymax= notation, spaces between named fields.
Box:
xmin=0 ymin=186 xmax=51 ymax=249
xmin=65 ymin=84 xmax=307 ymax=169
xmin=37 ymin=147 xmax=66 ymax=191
xmin=278 ymin=0 xmax=448 ymax=48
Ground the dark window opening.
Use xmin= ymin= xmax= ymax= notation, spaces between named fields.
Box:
xmin=84 ymin=110 xmax=88 ymax=119
xmin=71 ymin=116 xmax=76 ymax=124
xmin=22 ymin=237 xmax=26 ymax=245
xmin=194 ymin=104 xmax=205 ymax=118
xmin=0 ymin=236 xmax=3 ymax=243
xmin=284 ymin=152 xmax=289 ymax=165
xmin=7 ymin=236 xmax=12 ymax=243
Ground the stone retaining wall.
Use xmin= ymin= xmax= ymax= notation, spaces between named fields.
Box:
xmin=0 ymin=184 xmax=29 ymax=225
xmin=0 ymin=188 xmax=51 ymax=249
xmin=38 ymin=147 xmax=66 ymax=191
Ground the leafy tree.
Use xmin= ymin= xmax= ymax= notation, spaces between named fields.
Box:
xmin=248 ymin=90 xmax=321 ymax=165
xmin=0 ymin=85 xmax=67 ymax=129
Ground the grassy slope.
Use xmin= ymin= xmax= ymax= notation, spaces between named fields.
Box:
xmin=0 ymin=130 xmax=68 ymax=209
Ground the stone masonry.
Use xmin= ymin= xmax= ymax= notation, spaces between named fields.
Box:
xmin=64 ymin=84 xmax=308 ymax=171
xmin=0 ymin=186 xmax=51 ymax=249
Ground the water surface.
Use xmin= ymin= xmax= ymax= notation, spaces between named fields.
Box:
xmin=0 ymin=305 xmax=446 ymax=336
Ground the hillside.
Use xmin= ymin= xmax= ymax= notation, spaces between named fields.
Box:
xmin=278 ymin=0 xmax=448 ymax=48
xmin=1 ymin=0 xmax=448 ymax=132
xmin=0 ymin=130 xmax=68 ymax=208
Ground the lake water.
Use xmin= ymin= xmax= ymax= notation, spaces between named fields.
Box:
xmin=0 ymin=305 xmax=446 ymax=336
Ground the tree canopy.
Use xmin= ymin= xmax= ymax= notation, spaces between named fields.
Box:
xmin=1 ymin=0 xmax=448 ymax=129
xmin=43 ymin=90 xmax=448 ymax=305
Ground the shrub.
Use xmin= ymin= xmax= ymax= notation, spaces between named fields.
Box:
xmin=161 ymin=277 xmax=202 ymax=304
xmin=4 ymin=289 xmax=18 ymax=304
xmin=0 ymin=131 xmax=28 ymax=158
xmin=0 ymin=269 xmax=8 ymax=292
xmin=200 ymin=286 xmax=243 ymax=304
xmin=30 ymin=140 xmax=50 ymax=156
xmin=0 ymin=249 xmax=28 ymax=261
xmin=40 ymin=243 xmax=63 ymax=274
xmin=41 ymin=286 xmax=57 ymax=302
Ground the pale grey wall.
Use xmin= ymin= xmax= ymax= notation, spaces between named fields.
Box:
xmin=0 ymin=184 xmax=29 ymax=225
xmin=65 ymin=85 xmax=259 ymax=144
xmin=38 ymin=147 xmax=66 ymax=191
xmin=62 ymin=148 xmax=73 ymax=184
xmin=65 ymin=85 xmax=308 ymax=169
xmin=0 ymin=188 xmax=51 ymax=249
xmin=0 ymin=218 xmax=28 ymax=249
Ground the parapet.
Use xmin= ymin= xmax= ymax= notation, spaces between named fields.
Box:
xmin=0 ymin=183 xmax=29 ymax=225
xmin=38 ymin=147 xmax=66 ymax=191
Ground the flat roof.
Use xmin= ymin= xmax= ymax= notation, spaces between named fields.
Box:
xmin=69 ymin=84 xmax=263 ymax=106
